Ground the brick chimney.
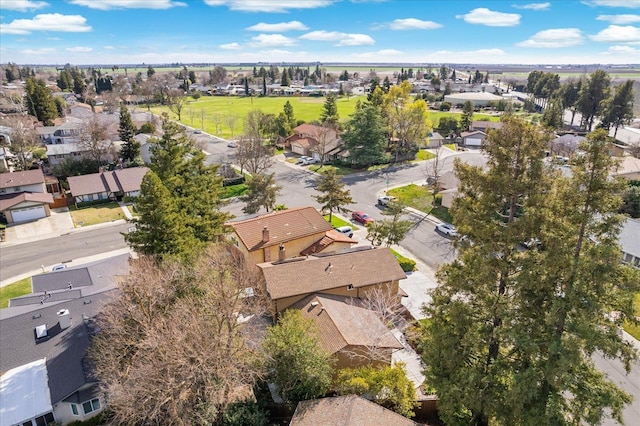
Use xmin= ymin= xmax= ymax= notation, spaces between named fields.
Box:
xmin=278 ymin=244 xmax=285 ymax=261
xmin=262 ymin=226 xmax=269 ymax=243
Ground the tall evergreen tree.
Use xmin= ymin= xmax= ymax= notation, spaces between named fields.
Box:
xmin=422 ymin=120 xmax=639 ymax=425
xmin=280 ymin=70 xmax=290 ymax=87
xmin=343 ymin=103 xmax=387 ymax=167
xmin=25 ymin=77 xmax=58 ymax=125
xmin=313 ymin=169 xmax=354 ymax=222
xmin=601 ymin=79 xmax=635 ymax=137
xmin=262 ymin=75 xmax=267 ymax=96
xmin=577 ymin=70 xmax=611 ymax=131
xmin=240 ymin=173 xmax=281 ymax=214
xmin=118 ymin=106 xmax=140 ymax=164
xmin=460 ymin=100 xmax=474 ymax=131
xmin=560 ymin=78 xmax=582 ymax=127
xmin=320 ymin=93 xmax=339 ymax=128
xmin=283 ymin=100 xmax=295 ymax=129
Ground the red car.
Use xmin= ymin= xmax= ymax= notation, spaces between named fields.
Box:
xmin=352 ymin=211 xmax=374 ymax=225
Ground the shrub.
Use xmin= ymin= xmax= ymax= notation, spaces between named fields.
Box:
xmin=223 ymin=175 xmax=246 ymax=187
xmin=439 ymin=102 xmax=452 ymax=111
xmin=138 ymin=122 xmax=156 ymax=134
xmin=435 ymin=193 xmax=443 ymax=206
xmin=398 ymin=257 xmax=416 ymax=272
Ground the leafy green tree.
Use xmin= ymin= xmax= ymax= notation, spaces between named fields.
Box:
xmin=437 ymin=116 xmax=459 ymax=136
xmin=283 ymin=100 xmax=295 ymax=129
xmin=620 ymin=185 xmax=640 ymax=218
xmin=57 ymin=69 xmax=73 ymax=91
xmin=335 ymin=363 xmax=417 ymax=418
xmin=262 ymin=310 xmax=334 ymax=404
xmin=313 ymin=169 xmax=353 ymax=222
xmin=541 ymin=96 xmax=564 ymax=130
xmin=343 ymin=103 xmax=388 ymax=167
xmin=146 ymin=65 xmax=155 ymax=78
xmin=560 ymin=78 xmax=582 ymax=126
xmin=71 ymin=67 xmax=86 ymax=95
xmin=384 ymin=81 xmax=432 ymax=159
xmin=241 ymin=173 xmax=281 ymax=214
xmin=244 ymin=77 xmax=250 ymax=96
xmin=577 ymin=70 xmax=611 ymax=131
xmin=320 ymin=93 xmax=339 ymax=128
xmin=118 ymin=106 xmax=141 ymax=164
xmin=601 ymin=79 xmax=635 ymax=137
xmin=365 ymin=201 xmax=412 ymax=247
xmin=423 ymin=121 xmax=639 ymax=426
xmin=25 ymin=77 xmax=58 ymax=125
xmin=460 ymin=100 xmax=474 ymax=132
xmin=262 ymin=75 xmax=267 ymax=96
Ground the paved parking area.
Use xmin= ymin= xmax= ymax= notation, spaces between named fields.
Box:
xmin=2 ymin=207 xmax=74 ymax=246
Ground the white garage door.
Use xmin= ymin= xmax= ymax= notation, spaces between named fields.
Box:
xmin=466 ymin=137 xmax=483 ymax=147
xmin=292 ymin=144 xmax=305 ymax=155
xmin=11 ymin=206 xmax=46 ymax=222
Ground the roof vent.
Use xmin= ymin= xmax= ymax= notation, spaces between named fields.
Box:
xmin=35 ymin=324 xmax=48 ymax=340
xmin=310 ymin=301 xmax=319 ymax=308
xmin=57 ymin=309 xmax=71 ymax=330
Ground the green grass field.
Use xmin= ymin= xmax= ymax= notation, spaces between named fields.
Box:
xmin=70 ymin=202 xmax=126 ymax=227
xmin=151 ymin=95 xmax=500 ymax=140
xmin=0 ymin=277 xmax=31 ymax=309
xmin=623 ymin=293 xmax=640 ymax=341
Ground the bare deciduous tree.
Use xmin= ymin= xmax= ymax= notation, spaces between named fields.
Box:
xmin=89 ymin=244 xmax=269 ymax=425
xmin=78 ymin=116 xmax=113 ymax=170
xmin=167 ymin=88 xmax=186 ymax=121
xmin=423 ymin=145 xmax=447 ymax=207
xmin=1 ymin=116 xmax=40 ymax=170
xmin=225 ymin=114 xmax=239 ymax=138
xmin=310 ymin=125 xmax=338 ymax=168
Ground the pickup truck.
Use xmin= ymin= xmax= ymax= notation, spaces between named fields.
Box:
xmin=377 ymin=196 xmax=397 ymax=207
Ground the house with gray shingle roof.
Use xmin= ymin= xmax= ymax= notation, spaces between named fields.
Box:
xmin=290 ymin=394 xmax=417 ymax=426
xmin=67 ymin=166 xmax=148 ymax=204
xmin=257 ymin=246 xmax=406 ymax=315
xmin=620 ymin=218 xmax=640 ymax=268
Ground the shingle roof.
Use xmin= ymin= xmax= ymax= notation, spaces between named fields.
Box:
xmin=67 ymin=167 xmax=149 ymax=197
xmin=32 ymin=268 xmax=93 ymax=293
xmin=290 ymin=294 xmax=403 ymax=355
xmin=290 ymin=395 xmax=417 ymax=426
xmin=0 ymin=192 xmax=53 ymax=212
xmin=0 ymin=291 xmax=115 ymax=404
xmin=258 ymin=247 xmax=406 ymax=300
xmin=0 ymin=169 xmax=45 ymax=189
xmin=228 ymin=207 xmax=333 ymax=251
xmin=620 ymin=218 xmax=640 ymax=258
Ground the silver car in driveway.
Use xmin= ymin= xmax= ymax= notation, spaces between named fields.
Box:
xmin=334 ymin=226 xmax=354 ymax=238
xmin=435 ymin=223 xmax=458 ymax=237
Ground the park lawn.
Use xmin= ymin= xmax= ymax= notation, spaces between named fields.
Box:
xmin=70 ymin=202 xmax=126 ymax=227
xmin=152 ymin=95 xmax=366 ymax=139
xmin=0 ymin=277 xmax=31 ymax=309
xmin=415 ymin=150 xmax=436 ymax=161
xmin=388 ymin=184 xmax=434 ymax=213
xmin=429 ymin=111 xmax=500 ymax=127
xmin=623 ymin=293 xmax=640 ymax=341
xmin=324 ymin=214 xmax=358 ymax=230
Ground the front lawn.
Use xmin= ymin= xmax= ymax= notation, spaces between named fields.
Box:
xmin=324 ymin=214 xmax=358 ymax=230
xmin=309 ymin=164 xmax=353 ymax=176
xmin=430 ymin=205 xmax=453 ymax=223
xmin=220 ymin=183 xmax=249 ymax=199
xmin=388 ymin=184 xmax=453 ymax=222
xmin=415 ymin=150 xmax=436 ymax=161
xmin=0 ymin=277 xmax=31 ymax=309
xmin=69 ymin=202 xmax=126 ymax=227
xmin=443 ymin=143 xmax=457 ymax=151
xmin=623 ymin=293 xmax=640 ymax=341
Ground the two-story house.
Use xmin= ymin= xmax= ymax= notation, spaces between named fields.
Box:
xmin=0 ymin=169 xmax=53 ymax=223
xmin=284 ymin=124 xmax=344 ymax=162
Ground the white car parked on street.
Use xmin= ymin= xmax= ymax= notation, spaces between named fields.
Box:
xmin=435 ymin=223 xmax=458 ymax=237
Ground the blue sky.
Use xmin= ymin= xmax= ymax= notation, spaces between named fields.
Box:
xmin=1 ymin=0 xmax=639 ymax=65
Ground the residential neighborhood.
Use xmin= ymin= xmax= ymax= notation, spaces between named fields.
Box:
xmin=1 ymin=2 xmax=640 ymax=424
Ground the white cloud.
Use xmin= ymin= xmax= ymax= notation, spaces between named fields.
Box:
xmin=220 ymin=42 xmax=241 ymax=50
xmin=597 ymin=14 xmax=640 ymax=24
xmin=66 ymin=46 xmax=92 ymax=52
xmin=387 ymin=18 xmax=442 ymax=30
xmin=250 ymin=33 xmax=296 ymax=47
xmin=104 ymin=45 xmax=116 ymax=50
xmin=22 ymin=47 xmax=55 ymax=55
xmin=299 ymin=30 xmax=374 ymax=46
xmin=69 ymin=0 xmax=186 ymax=9
xmin=246 ymin=21 xmax=308 ymax=32
xmin=607 ymin=45 xmax=639 ymax=53
xmin=1 ymin=0 xmax=48 ymax=11
xmin=584 ymin=0 xmax=640 ymax=8
xmin=590 ymin=25 xmax=640 ymax=41
xmin=204 ymin=0 xmax=333 ymax=13
xmin=0 ymin=13 xmax=92 ymax=35
xmin=600 ymin=25 xmax=640 ymax=41
xmin=516 ymin=28 xmax=583 ymax=47
xmin=512 ymin=3 xmax=550 ymax=10
xmin=456 ymin=8 xmax=521 ymax=26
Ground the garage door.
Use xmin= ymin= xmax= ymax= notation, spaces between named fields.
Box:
xmin=11 ymin=206 xmax=46 ymax=222
xmin=466 ymin=137 xmax=482 ymax=147
xmin=292 ymin=144 xmax=305 ymax=155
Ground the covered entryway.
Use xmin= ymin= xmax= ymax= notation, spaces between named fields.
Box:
xmin=11 ymin=206 xmax=46 ymax=222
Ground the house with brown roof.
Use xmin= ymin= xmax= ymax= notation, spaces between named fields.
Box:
xmin=471 ymin=120 xmax=503 ymax=133
xmin=227 ymin=207 xmax=355 ymax=265
xmin=0 ymin=169 xmax=54 ymax=223
xmin=284 ymin=124 xmax=343 ymax=162
xmin=291 ymin=294 xmax=403 ymax=369
xmin=257 ymin=246 xmax=407 ymax=315
xmin=67 ymin=167 xmax=149 ymax=204
xmin=290 ymin=395 xmax=417 ymax=426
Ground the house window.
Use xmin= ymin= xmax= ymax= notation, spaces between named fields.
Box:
xmin=71 ymin=403 xmax=79 ymax=415
xmin=13 ymin=186 xmax=21 ymax=192
xmin=82 ymin=398 xmax=101 ymax=415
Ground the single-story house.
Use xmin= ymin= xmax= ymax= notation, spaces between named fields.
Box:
xmin=620 ymin=218 xmax=640 ymax=268
xmin=290 ymin=395 xmax=417 ymax=426
xmin=471 ymin=121 xmax=503 ymax=133
xmin=460 ymin=130 xmax=487 ymax=148
xmin=0 ymin=291 xmax=115 ymax=426
xmin=426 ymin=132 xmax=445 ymax=148
xmin=549 ymin=134 xmax=586 ymax=157
xmin=67 ymin=167 xmax=149 ymax=203
xmin=257 ymin=246 xmax=407 ymax=315
xmin=0 ymin=169 xmax=54 ymax=223
xmin=444 ymin=92 xmax=503 ymax=107
xmin=290 ymin=294 xmax=403 ymax=369
xmin=285 ymin=124 xmax=343 ymax=162
xmin=227 ymin=207 xmax=355 ymax=265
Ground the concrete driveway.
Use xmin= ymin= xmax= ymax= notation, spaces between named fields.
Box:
xmin=2 ymin=207 xmax=74 ymax=246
